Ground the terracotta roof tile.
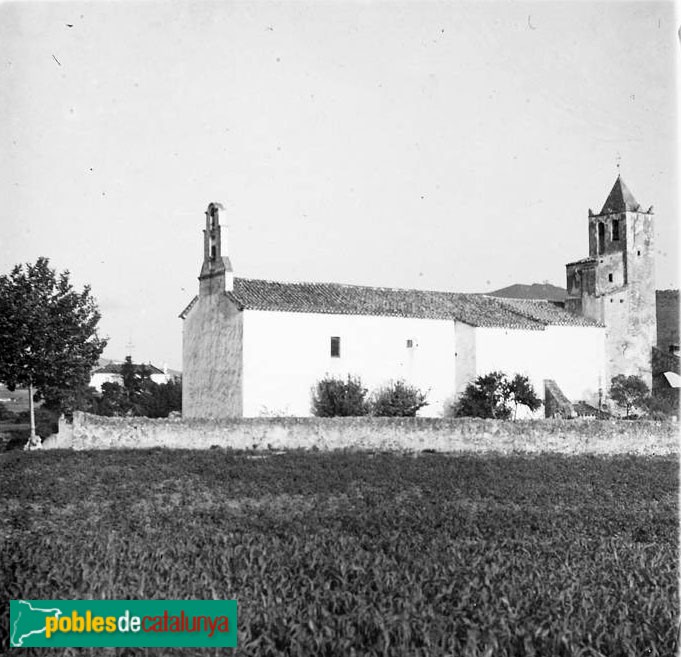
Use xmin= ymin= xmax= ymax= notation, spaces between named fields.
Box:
xmin=566 ymin=257 xmax=597 ymax=267
xmin=225 ymin=278 xmax=546 ymax=328
xmin=94 ymin=362 xmax=165 ymax=375
xmin=492 ymin=297 xmax=603 ymax=327
xmin=181 ymin=278 xmax=603 ymax=328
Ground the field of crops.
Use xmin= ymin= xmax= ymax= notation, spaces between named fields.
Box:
xmin=1 ymin=449 xmax=678 ymax=656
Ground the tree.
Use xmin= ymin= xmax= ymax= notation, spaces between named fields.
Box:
xmin=0 ymin=258 xmax=107 ymax=445
xmin=452 ymin=371 xmax=512 ymax=419
xmin=609 ymin=374 xmax=650 ymax=418
xmin=311 ymin=375 xmax=369 ymax=417
xmin=120 ymin=356 xmax=152 ymax=397
xmin=370 ymin=379 xmax=429 ymax=417
xmin=151 ymin=378 xmax=182 ymax=418
xmin=41 ymin=381 xmax=101 ymax=419
xmin=131 ymin=377 xmax=182 ymax=418
xmin=507 ymin=373 xmax=543 ymax=420
xmin=98 ymin=381 xmax=133 ymax=417
xmin=96 ymin=359 xmax=182 ymax=418
xmin=451 ymin=371 xmax=541 ymax=420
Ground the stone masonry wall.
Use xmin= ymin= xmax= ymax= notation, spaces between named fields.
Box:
xmin=43 ymin=412 xmax=679 ymax=456
xmin=182 ymin=292 xmax=243 ymax=418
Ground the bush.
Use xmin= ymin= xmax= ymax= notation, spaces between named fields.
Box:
xmin=449 ymin=371 xmax=512 ymax=419
xmin=448 ymin=371 xmax=541 ymax=419
xmin=41 ymin=384 xmax=100 ymax=419
xmin=93 ymin=372 xmax=182 ymax=419
xmin=17 ymin=407 xmax=59 ymax=438
xmin=370 ymin=379 xmax=428 ymax=417
xmin=646 ymin=391 xmax=680 ymax=420
xmin=311 ymin=375 xmax=369 ymax=417
xmin=0 ymin=402 xmax=17 ymax=422
xmin=507 ymin=373 xmax=542 ymax=419
xmin=1 ymin=429 xmax=28 ymax=451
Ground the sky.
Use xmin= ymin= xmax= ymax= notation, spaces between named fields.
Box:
xmin=1 ymin=0 xmax=678 ymax=371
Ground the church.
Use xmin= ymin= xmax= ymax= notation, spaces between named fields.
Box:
xmin=178 ymin=178 xmax=659 ymax=419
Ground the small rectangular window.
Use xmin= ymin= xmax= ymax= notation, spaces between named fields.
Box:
xmin=608 ymin=273 xmax=613 ymax=282
xmin=406 ymin=339 xmax=413 ymax=348
xmin=637 ymin=250 xmax=641 ymax=256
xmin=612 ymin=219 xmax=620 ymax=241
xmin=330 ymin=336 xmax=340 ymax=358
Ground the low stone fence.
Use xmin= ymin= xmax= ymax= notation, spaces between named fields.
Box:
xmin=41 ymin=412 xmax=679 ymax=455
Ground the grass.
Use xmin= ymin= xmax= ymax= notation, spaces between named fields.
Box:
xmin=0 ymin=449 xmax=678 ymax=656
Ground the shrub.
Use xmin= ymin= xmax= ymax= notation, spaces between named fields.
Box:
xmin=370 ymin=379 xmax=428 ymax=417
xmin=17 ymin=407 xmax=59 ymax=438
xmin=646 ymin=391 xmax=679 ymax=420
xmin=92 ymin=372 xmax=182 ymax=419
xmin=311 ymin=375 xmax=369 ymax=417
xmin=1 ymin=429 xmax=28 ymax=451
xmin=507 ymin=373 xmax=542 ymax=419
xmin=449 ymin=371 xmax=512 ymax=419
xmin=449 ymin=371 xmax=541 ymax=419
xmin=0 ymin=402 xmax=17 ymax=422
xmin=41 ymin=383 xmax=100 ymax=419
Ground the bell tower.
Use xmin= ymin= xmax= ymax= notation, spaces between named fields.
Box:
xmin=566 ymin=175 xmax=656 ymax=386
xmin=182 ymin=201 xmax=243 ymax=419
xmin=199 ymin=202 xmax=233 ymax=295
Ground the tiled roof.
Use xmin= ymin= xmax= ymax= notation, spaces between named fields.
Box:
xmin=491 ymin=297 xmax=603 ymax=327
xmin=94 ymin=362 xmax=165 ymax=375
xmin=599 ymin=175 xmax=641 ymax=214
xmin=181 ymin=278 xmax=602 ymax=329
xmin=566 ymin=257 xmax=597 ymax=267
xmin=228 ymin=278 xmax=549 ymax=328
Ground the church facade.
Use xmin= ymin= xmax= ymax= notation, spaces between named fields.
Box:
xmin=181 ymin=202 xmax=607 ymax=419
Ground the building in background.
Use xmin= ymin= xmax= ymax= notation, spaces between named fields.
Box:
xmin=90 ymin=361 xmax=172 ymax=392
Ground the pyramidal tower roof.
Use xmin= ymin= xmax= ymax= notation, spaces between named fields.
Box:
xmin=600 ymin=175 xmax=641 ymax=214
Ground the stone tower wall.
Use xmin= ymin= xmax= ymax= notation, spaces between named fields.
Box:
xmin=182 ymin=293 xmax=243 ymax=419
xmin=565 ymin=181 xmax=657 ymax=389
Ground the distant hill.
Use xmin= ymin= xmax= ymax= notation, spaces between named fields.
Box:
xmin=485 ymin=283 xmax=567 ymax=302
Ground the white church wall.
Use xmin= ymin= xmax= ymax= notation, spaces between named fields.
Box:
xmin=541 ymin=326 xmax=606 ymax=403
xmin=474 ymin=328 xmax=546 ymax=399
xmin=241 ymin=310 xmax=457 ymax=417
xmin=474 ymin=325 xmax=606 ymax=405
